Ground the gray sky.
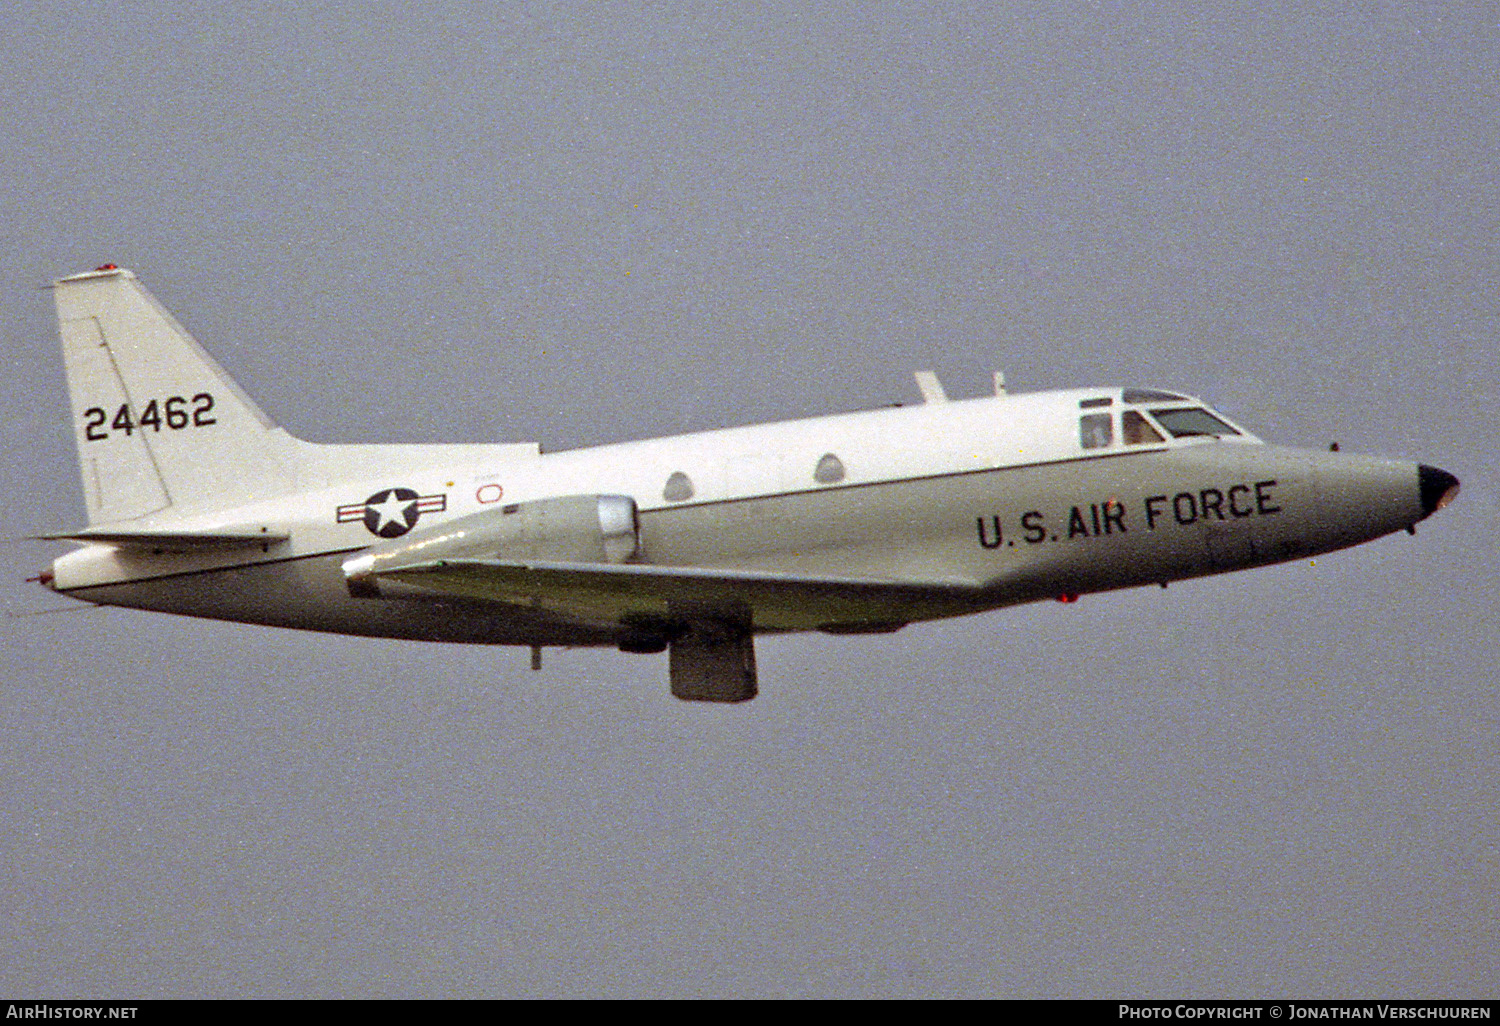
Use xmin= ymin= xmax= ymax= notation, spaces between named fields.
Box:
xmin=2 ymin=1 xmax=1495 ymax=998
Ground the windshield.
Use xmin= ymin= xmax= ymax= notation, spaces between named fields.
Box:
xmin=1150 ymin=407 xmax=1241 ymax=439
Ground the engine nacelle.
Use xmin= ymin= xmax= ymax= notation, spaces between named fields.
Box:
xmin=343 ymin=493 xmax=639 ymax=598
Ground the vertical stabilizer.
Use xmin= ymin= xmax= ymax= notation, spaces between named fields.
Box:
xmin=53 ymin=267 xmax=293 ymax=524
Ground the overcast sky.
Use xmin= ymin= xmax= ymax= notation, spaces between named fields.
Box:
xmin=1 ymin=1 xmax=1495 ymax=998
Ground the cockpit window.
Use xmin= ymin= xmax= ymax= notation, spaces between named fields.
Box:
xmin=1123 ymin=388 xmax=1187 ymax=404
xmin=1080 ymin=412 xmax=1113 ymax=449
xmin=1150 ymin=407 xmax=1240 ymax=439
xmin=1079 ymin=397 xmax=1113 ymax=409
xmin=1123 ymin=410 xmax=1164 ymax=445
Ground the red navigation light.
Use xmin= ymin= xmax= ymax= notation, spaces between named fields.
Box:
xmin=1056 ymin=593 xmax=1078 ymax=603
xmin=94 ymin=263 xmax=118 ymax=272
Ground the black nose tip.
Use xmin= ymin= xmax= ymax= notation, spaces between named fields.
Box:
xmin=1418 ymin=465 xmax=1460 ymax=518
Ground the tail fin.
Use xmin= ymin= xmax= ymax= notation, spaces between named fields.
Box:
xmin=53 ymin=266 xmax=294 ymax=524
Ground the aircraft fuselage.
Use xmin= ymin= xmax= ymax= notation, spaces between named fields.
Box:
xmin=51 ymin=390 xmax=1440 ymax=637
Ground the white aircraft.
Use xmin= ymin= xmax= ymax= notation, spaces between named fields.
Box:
xmin=36 ymin=266 xmax=1459 ymax=702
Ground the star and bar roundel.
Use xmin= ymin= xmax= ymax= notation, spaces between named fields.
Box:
xmin=336 ymin=488 xmax=447 ymax=538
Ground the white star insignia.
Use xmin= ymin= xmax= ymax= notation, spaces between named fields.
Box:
xmin=368 ymin=492 xmax=416 ymax=532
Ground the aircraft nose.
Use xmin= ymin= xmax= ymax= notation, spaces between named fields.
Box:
xmin=1418 ymin=464 xmax=1460 ymax=519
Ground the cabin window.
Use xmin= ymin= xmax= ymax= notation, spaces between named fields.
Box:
xmin=1123 ymin=410 xmax=1164 ymax=445
xmin=1151 ymin=407 xmax=1240 ymax=439
xmin=663 ymin=471 xmax=694 ymax=502
xmin=1080 ymin=413 xmax=1113 ymax=449
xmin=814 ymin=453 xmax=845 ymax=484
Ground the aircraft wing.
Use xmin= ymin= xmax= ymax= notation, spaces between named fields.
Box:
xmin=365 ymin=557 xmax=982 ymax=631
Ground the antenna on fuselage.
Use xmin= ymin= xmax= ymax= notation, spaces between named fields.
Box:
xmin=914 ymin=371 xmax=948 ymax=403
xmin=993 ymin=371 xmax=1007 ymax=396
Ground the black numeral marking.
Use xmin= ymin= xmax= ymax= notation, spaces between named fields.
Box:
xmin=192 ymin=393 xmax=216 ymax=426
xmin=111 ymin=404 xmax=135 ymax=436
xmin=81 ymin=393 xmax=218 ymax=441
xmin=83 ymin=407 xmax=107 ymax=441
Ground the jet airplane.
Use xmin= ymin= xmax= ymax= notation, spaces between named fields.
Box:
xmin=36 ymin=266 xmax=1459 ymax=701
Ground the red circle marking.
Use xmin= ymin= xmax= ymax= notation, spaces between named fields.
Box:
xmin=476 ymin=483 xmax=503 ymax=504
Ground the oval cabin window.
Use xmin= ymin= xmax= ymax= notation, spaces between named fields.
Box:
xmin=814 ymin=453 xmax=845 ymax=484
xmin=663 ymin=471 xmax=694 ymax=502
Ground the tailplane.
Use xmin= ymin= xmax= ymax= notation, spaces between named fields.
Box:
xmin=53 ymin=266 xmax=294 ymax=524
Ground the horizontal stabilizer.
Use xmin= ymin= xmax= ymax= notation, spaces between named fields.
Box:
xmin=40 ymin=527 xmax=288 ymax=549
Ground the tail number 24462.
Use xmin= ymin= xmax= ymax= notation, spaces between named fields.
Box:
xmin=82 ymin=394 xmax=216 ymax=441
